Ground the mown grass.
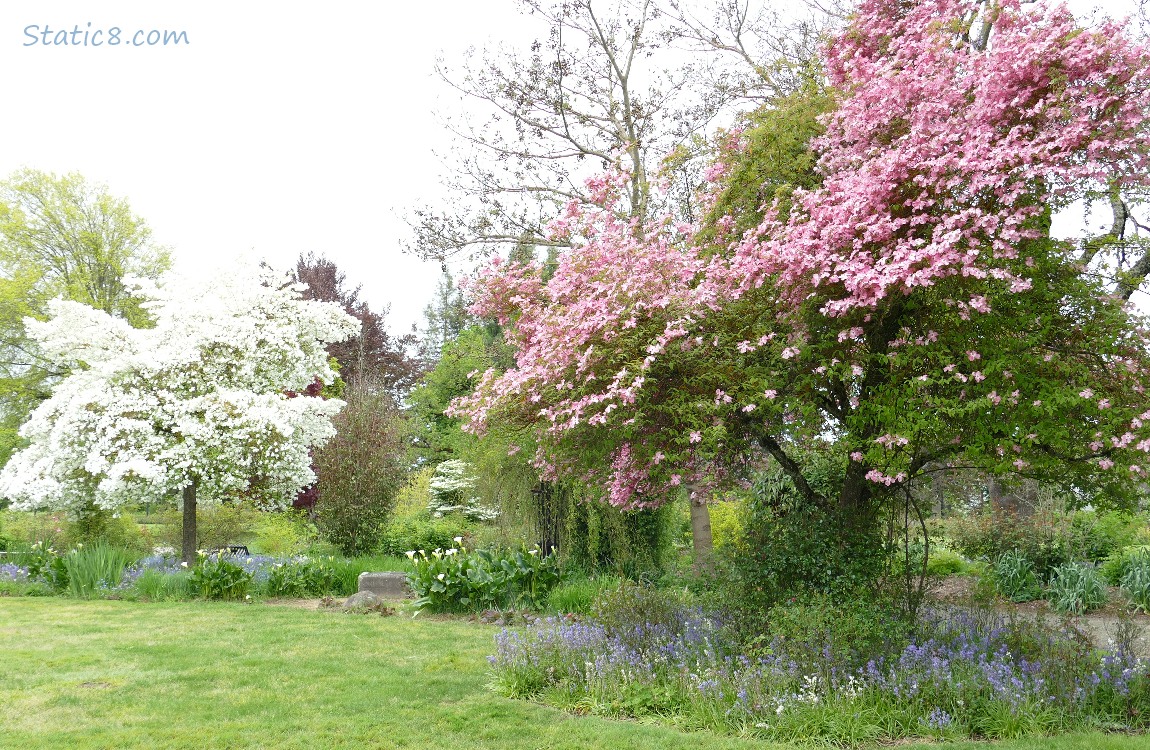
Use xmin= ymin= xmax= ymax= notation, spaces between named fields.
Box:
xmin=0 ymin=598 xmax=1147 ymax=750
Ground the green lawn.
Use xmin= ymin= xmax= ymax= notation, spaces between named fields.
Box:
xmin=0 ymin=598 xmax=1147 ymax=750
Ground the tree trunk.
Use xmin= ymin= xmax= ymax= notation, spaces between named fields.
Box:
xmin=688 ymin=488 xmax=714 ymax=574
xmin=932 ymin=478 xmax=944 ymax=519
xmin=181 ymin=482 xmax=197 ymax=565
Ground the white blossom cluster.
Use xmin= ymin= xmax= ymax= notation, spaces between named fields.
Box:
xmin=0 ymin=261 xmax=359 ymax=514
xmin=427 ymin=459 xmax=499 ymax=522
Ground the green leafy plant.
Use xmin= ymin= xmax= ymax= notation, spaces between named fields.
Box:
xmin=20 ymin=540 xmax=69 ymax=592
xmin=188 ymin=554 xmax=252 ymax=600
xmin=1119 ymin=549 xmax=1150 ymax=613
xmin=589 ymin=582 xmax=692 ymax=644
xmin=993 ymin=550 xmax=1044 ymax=602
xmin=314 ymin=382 xmax=411 ymax=556
xmin=263 ymin=558 xmax=343 ymax=598
xmin=1047 ymin=562 xmax=1108 ymax=615
xmin=947 ymin=511 xmax=1071 ymax=582
xmin=408 ymin=543 xmax=561 ymax=613
xmin=377 ymin=516 xmax=470 ymax=558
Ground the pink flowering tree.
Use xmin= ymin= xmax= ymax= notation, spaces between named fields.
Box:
xmin=453 ymin=0 xmax=1150 ymax=571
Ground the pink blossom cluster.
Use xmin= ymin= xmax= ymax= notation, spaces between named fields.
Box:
xmin=717 ymin=0 xmax=1149 ymax=317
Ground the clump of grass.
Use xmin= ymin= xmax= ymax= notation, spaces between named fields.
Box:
xmin=61 ymin=541 xmax=136 ymax=598
xmin=546 ymin=576 xmax=621 ymax=614
xmin=1047 ymin=562 xmax=1108 ymax=615
xmin=993 ymin=550 xmax=1043 ymax=602
xmin=1120 ymin=550 xmax=1150 ymax=613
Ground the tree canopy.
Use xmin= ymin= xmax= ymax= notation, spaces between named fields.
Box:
xmin=293 ymin=252 xmax=422 ymax=395
xmin=0 ymin=169 xmax=171 ymax=464
xmin=453 ymin=0 xmax=1150 ymax=521
xmin=0 ymin=261 xmax=358 ymax=560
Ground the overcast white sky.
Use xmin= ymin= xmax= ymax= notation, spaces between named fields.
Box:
xmin=0 ymin=0 xmax=1142 ymax=336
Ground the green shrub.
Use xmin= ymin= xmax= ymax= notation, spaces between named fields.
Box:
xmin=1066 ymin=510 xmax=1141 ymax=562
xmin=65 ymin=505 xmax=151 ymax=554
xmin=1 ymin=510 xmax=71 ymax=547
xmin=408 ymin=544 xmax=561 ymax=613
xmin=589 ymin=582 xmax=692 ymax=643
xmin=946 ymin=511 xmax=1070 ymax=581
xmin=253 ymin=511 xmax=315 ymax=556
xmin=377 ymin=515 xmax=469 ymax=557
xmin=1120 ymin=550 xmax=1150 ymax=613
xmin=759 ymin=596 xmax=912 ymax=670
xmin=992 ymin=550 xmax=1043 ymax=602
xmin=188 ymin=555 xmax=252 ymax=600
xmin=926 ymin=548 xmax=969 ymax=576
xmin=725 ymin=457 xmax=887 ymax=609
xmin=545 ymin=576 xmax=621 ymax=615
xmin=1047 ymin=562 xmax=1108 ymax=615
xmin=314 ymin=383 xmax=411 ymax=556
xmin=561 ymin=492 xmax=676 ymax=579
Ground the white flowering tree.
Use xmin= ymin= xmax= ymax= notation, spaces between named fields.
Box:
xmin=427 ymin=459 xmax=499 ymax=522
xmin=0 ymin=261 xmax=359 ymax=563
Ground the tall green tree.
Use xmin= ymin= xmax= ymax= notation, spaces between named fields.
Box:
xmin=0 ymin=169 xmax=171 ymax=465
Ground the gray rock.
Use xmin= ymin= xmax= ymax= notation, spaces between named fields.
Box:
xmin=357 ymin=571 xmax=411 ymax=598
xmin=343 ymin=590 xmax=384 ymax=609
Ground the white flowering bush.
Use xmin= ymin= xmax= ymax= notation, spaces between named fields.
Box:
xmin=427 ymin=460 xmax=498 ymax=522
xmin=0 ymin=260 xmax=359 ymax=555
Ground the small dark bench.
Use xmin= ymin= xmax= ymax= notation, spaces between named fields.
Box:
xmin=207 ymin=545 xmax=250 ymax=557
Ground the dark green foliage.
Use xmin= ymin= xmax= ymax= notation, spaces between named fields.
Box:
xmin=1066 ymin=511 xmax=1142 ymax=562
xmin=314 ymin=382 xmax=411 ymax=556
xmin=947 ymin=509 xmax=1142 ymax=582
xmin=724 ymin=455 xmax=887 ymax=610
xmin=946 ymin=511 xmax=1071 ymax=581
xmin=561 ymin=495 xmax=675 ymax=579
xmin=409 ymin=325 xmax=514 ymax=463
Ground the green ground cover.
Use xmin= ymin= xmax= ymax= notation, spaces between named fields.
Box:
xmin=0 ymin=599 xmax=1147 ymax=750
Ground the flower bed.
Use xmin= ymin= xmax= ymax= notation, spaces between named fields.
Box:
xmin=490 ymin=597 xmax=1150 ymax=743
